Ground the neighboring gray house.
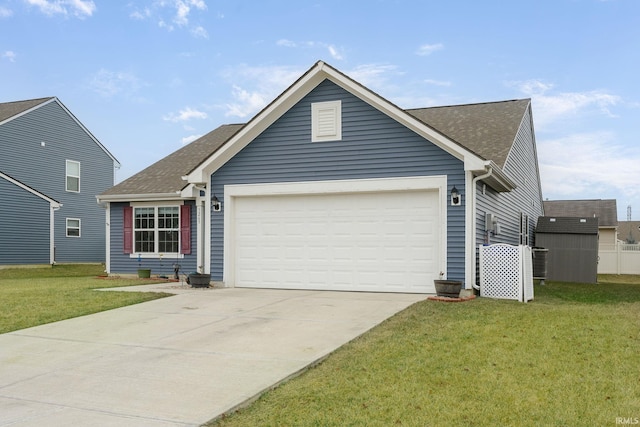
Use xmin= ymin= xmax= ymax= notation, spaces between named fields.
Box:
xmin=98 ymin=61 xmax=544 ymax=293
xmin=0 ymin=97 xmax=120 ymax=265
xmin=535 ymin=216 xmax=599 ymax=284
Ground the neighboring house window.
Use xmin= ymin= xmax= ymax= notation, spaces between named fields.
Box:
xmin=66 ymin=160 xmax=80 ymax=192
xmin=66 ymin=218 xmax=81 ymax=237
xmin=123 ymin=204 xmax=191 ymax=255
xmin=311 ymin=100 xmax=342 ymax=142
xmin=520 ymin=212 xmax=530 ymax=245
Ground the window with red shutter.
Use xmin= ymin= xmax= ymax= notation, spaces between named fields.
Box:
xmin=123 ymin=206 xmax=133 ymax=254
xmin=180 ymin=204 xmax=191 ymax=254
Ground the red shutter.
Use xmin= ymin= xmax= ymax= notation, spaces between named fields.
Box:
xmin=123 ymin=206 xmax=133 ymax=254
xmin=180 ymin=204 xmax=191 ymax=254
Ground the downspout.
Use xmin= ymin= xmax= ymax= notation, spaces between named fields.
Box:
xmin=104 ymin=202 xmax=111 ymax=274
xmin=199 ymin=199 xmax=206 ymax=273
xmin=191 ymin=185 xmax=207 ymax=274
xmin=50 ymin=204 xmax=61 ymax=265
xmin=471 ymin=167 xmax=493 ymax=290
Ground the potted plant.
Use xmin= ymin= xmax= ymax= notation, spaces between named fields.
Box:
xmin=434 ymin=271 xmax=462 ymax=298
xmin=187 ymin=272 xmax=211 ymax=288
xmin=137 ymin=254 xmax=151 ymax=278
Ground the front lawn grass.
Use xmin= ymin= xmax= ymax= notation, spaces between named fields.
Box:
xmin=0 ymin=264 xmax=170 ymax=334
xmin=209 ymin=278 xmax=640 ymax=427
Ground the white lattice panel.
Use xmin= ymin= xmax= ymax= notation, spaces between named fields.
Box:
xmin=479 ymin=244 xmax=534 ymax=302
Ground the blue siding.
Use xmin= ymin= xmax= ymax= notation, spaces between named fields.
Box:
xmin=476 ymin=105 xmax=544 ymax=247
xmin=210 ymin=80 xmax=466 ymax=282
xmin=109 ymin=201 xmax=198 ymax=276
xmin=0 ymin=178 xmax=50 ymax=264
xmin=0 ymin=101 xmax=115 ymax=263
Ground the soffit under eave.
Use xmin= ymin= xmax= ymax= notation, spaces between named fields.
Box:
xmin=468 ymin=162 xmax=517 ymax=193
xmin=96 ymin=193 xmax=188 ymax=203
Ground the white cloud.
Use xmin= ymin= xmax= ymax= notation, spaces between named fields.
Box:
xmin=424 ymin=79 xmax=451 ymax=87
xmin=2 ymin=51 xmax=16 ymax=62
xmin=327 ymin=45 xmax=343 ymax=60
xmin=276 ymin=39 xmax=345 ymax=61
xmin=513 ymin=79 xmax=621 ymax=129
xmin=416 ymin=43 xmax=444 ymax=56
xmin=163 ymin=107 xmax=207 ymax=122
xmin=222 ymin=65 xmax=303 ymax=118
xmin=162 ymin=0 xmax=206 ymax=26
xmin=276 ymin=39 xmax=297 ymax=47
xmin=129 ymin=0 xmax=207 ymax=35
xmin=24 ymin=0 xmax=96 ymax=18
xmin=190 ymin=25 xmax=208 ymax=38
xmin=181 ymin=134 xmax=202 ymax=145
xmin=129 ymin=7 xmax=150 ymax=20
xmin=225 ymin=85 xmax=269 ymax=118
xmin=538 ymin=132 xmax=640 ymax=201
xmin=345 ymin=63 xmax=400 ymax=88
xmin=88 ymin=69 xmax=144 ymax=98
xmin=0 ymin=6 xmax=13 ymax=17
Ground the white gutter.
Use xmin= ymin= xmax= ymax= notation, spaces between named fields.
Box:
xmin=96 ymin=192 xmax=185 ymax=203
xmin=105 ymin=203 xmax=111 ymax=274
xmin=50 ymin=204 xmax=61 ymax=265
xmin=471 ymin=167 xmax=493 ymax=290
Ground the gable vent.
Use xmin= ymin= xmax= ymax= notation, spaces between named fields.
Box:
xmin=312 ymin=100 xmax=342 ymax=142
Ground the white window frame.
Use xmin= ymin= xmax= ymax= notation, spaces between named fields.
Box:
xmin=66 ymin=218 xmax=81 ymax=238
xmin=66 ymin=160 xmax=80 ymax=193
xmin=130 ymin=202 xmax=183 ymax=258
xmin=311 ymin=100 xmax=342 ymax=142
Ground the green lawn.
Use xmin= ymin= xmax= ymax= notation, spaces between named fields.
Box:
xmin=2 ymin=267 xmax=638 ymax=426
xmin=209 ymin=277 xmax=640 ymax=427
xmin=0 ymin=264 xmax=170 ymax=334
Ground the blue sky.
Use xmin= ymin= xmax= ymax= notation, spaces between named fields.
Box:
xmin=1 ymin=0 xmax=639 ymax=220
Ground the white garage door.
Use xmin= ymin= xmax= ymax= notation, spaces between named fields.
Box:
xmin=230 ymin=187 xmax=441 ymax=293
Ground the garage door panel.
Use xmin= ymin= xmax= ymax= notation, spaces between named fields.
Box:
xmin=232 ymin=189 xmax=440 ymax=293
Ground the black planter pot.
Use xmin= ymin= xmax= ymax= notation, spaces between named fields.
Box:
xmin=434 ymin=280 xmax=463 ymax=298
xmin=188 ymin=273 xmax=211 ymax=288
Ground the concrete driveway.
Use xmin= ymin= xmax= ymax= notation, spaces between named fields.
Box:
xmin=0 ymin=285 xmax=426 ymax=426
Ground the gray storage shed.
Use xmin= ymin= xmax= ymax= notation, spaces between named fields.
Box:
xmin=535 ymin=216 xmax=599 ymax=284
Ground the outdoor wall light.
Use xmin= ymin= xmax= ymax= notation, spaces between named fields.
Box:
xmin=212 ymin=194 xmax=221 ymax=212
xmin=451 ymin=186 xmax=461 ymax=206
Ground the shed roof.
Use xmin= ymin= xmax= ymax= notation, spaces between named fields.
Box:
xmin=535 ymin=216 xmax=599 ymax=235
xmin=542 ymin=199 xmax=618 ymax=227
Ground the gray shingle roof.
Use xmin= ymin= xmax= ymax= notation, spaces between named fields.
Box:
xmin=618 ymin=221 xmax=640 ymax=243
xmin=536 ymin=216 xmax=599 ymax=235
xmin=102 ymin=97 xmax=530 ymax=198
xmin=100 ymin=124 xmax=243 ymax=196
xmin=406 ymin=99 xmax=531 ymax=168
xmin=0 ymin=97 xmax=53 ymax=123
xmin=543 ymin=199 xmax=618 ymax=227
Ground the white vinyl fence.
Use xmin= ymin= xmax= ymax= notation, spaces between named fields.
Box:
xmin=598 ymin=243 xmax=640 ymax=275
